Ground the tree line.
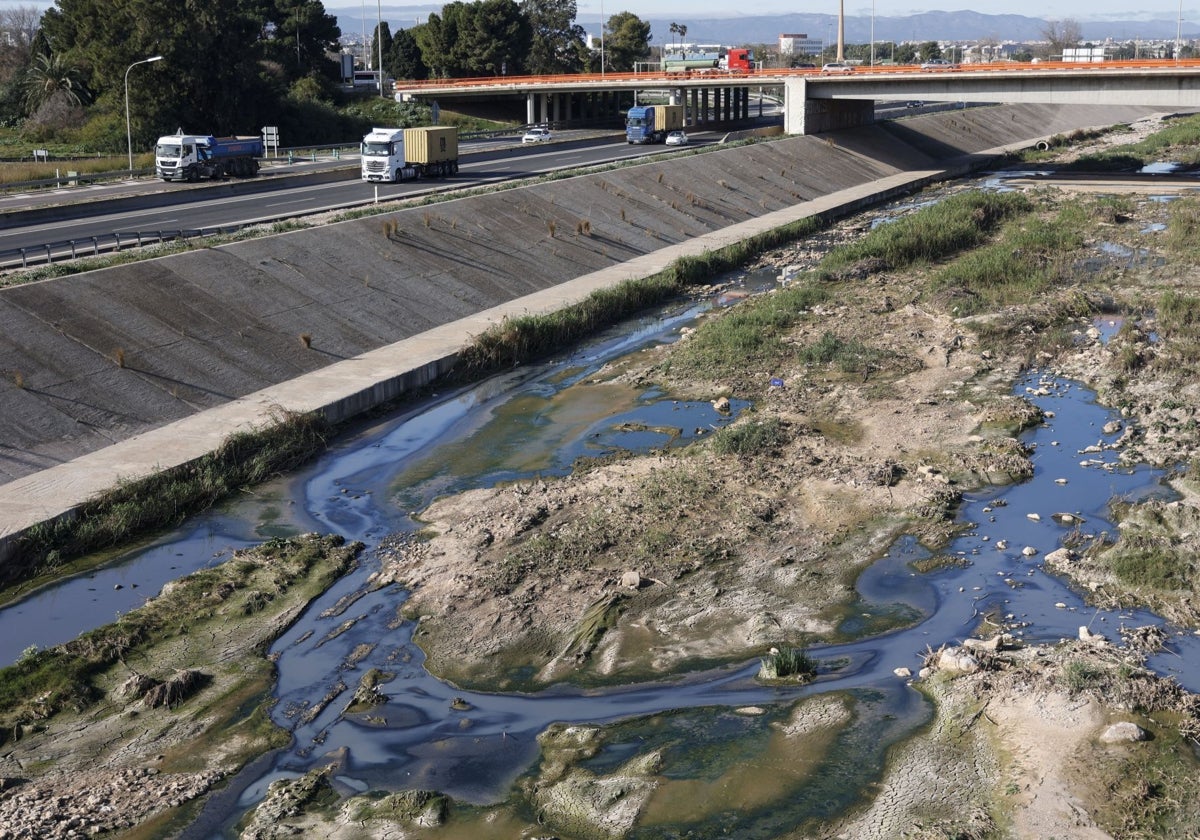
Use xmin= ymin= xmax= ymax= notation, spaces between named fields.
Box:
xmin=0 ymin=0 xmax=651 ymax=151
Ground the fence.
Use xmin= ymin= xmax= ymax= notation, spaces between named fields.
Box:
xmin=0 ymin=226 xmax=248 ymax=271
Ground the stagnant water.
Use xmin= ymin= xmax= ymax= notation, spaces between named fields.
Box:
xmin=3 ymin=274 xmax=1200 ymax=838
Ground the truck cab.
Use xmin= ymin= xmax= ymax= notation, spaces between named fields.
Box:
xmin=155 ymin=134 xmax=202 ymax=182
xmin=361 ymin=127 xmax=412 ymax=183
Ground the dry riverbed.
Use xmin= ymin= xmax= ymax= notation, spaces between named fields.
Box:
xmin=4 ymin=117 xmax=1200 ymax=839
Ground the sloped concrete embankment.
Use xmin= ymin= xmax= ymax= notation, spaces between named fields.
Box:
xmin=0 ymin=104 xmax=1160 ymax=555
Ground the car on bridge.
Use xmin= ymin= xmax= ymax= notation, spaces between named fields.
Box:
xmin=920 ymin=58 xmax=959 ymax=70
xmin=522 ymin=127 xmax=552 ymax=143
xmin=821 ymin=62 xmax=854 ymax=75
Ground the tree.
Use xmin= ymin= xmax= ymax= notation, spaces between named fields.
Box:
xmin=1040 ymin=18 xmax=1082 ymax=60
xmin=603 ymin=11 xmax=649 ymax=72
xmin=388 ymin=27 xmax=429 ymax=80
xmin=417 ymin=3 xmax=471 ymax=78
xmin=461 ymin=0 xmax=530 ymax=76
xmin=916 ymin=41 xmax=942 ymax=62
xmin=668 ymin=21 xmax=686 ymax=53
xmin=22 ymin=50 xmax=88 ymax=112
xmin=893 ymin=42 xmax=918 ymax=64
xmin=39 ymin=0 xmax=340 ymax=137
xmin=522 ymin=0 xmax=585 ymax=74
xmin=371 ymin=21 xmax=393 ymax=73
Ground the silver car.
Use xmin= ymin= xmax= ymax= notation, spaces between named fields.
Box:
xmin=821 ymin=62 xmax=854 ymax=75
xmin=665 ymin=131 xmax=689 ymax=146
xmin=522 ymin=127 xmax=552 ymax=143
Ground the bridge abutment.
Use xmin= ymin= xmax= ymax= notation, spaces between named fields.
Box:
xmin=784 ymin=78 xmax=875 ymax=135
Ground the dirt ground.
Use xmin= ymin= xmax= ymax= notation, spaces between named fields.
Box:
xmin=5 ymin=116 xmax=1200 ymax=839
xmin=373 ymin=114 xmax=1200 ymax=837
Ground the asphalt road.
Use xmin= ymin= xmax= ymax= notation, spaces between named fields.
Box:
xmin=0 ymin=132 xmax=722 ymax=258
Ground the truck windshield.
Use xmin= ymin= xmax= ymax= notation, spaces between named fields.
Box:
xmin=626 ymin=117 xmax=646 ymax=127
xmin=362 ymin=141 xmax=393 ymax=155
xmin=156 ymin=143 xmax=182 ymax=158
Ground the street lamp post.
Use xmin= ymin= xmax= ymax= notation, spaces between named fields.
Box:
xmin=1177 ymin=0 xmax=1184 ymax=61
xmin=870 ymin=0 xmax=875 ymax=66
xmin=125 ymin=55 xmax=163 ymax=177
xmin=377 ymin=0 xmax=385 ymax=97
xmin=599 ymin=0 xmax=605 ymax=77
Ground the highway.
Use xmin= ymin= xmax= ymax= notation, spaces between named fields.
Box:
xmin=0 ymin=132 xmax=723 ymax=260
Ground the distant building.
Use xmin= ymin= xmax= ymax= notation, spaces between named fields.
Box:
xmin=1063 ymin=46 xmax=1108 ymax=62
xmin=779 ymin=33 xmax=823 ymax=56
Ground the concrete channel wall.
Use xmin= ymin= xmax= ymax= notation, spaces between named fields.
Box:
xmin=0 ymin=104 xmax=1164 ymax=560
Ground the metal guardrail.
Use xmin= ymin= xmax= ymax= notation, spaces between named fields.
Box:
xmin=0 ymin=226 xmax=248 ymax=270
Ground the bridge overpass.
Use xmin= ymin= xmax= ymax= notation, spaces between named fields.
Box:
xmin=397 ymin=60 xmax=1200 ymax=135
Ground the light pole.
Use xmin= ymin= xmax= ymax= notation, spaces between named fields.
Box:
xmin=1177 ymin=0 xmax=1184 ymax=61
xmin=377 ymin=0 xmax=385 ymax=97
xmin=125 ymin=55 xmax=163 ymax=177
xmin=837 ymin=0 xmax=845 ymax=62
xmin=599 ymin=0 xmax=605 ymax=77
xmin=870 ymin=0 xmax=875 ymax=66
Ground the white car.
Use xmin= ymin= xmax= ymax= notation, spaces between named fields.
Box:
xmin=522 ymin=127 xmax=552 ymax=143
xmin=920 ymin=59 xmax=958 ymax=70
xmin=821 ymin=62 xmax=854 ymax=75
xmin=665 ymin=130 xmax=689 ymax=146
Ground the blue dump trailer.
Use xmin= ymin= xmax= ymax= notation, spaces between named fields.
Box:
xmin=155 ymin=131 xmax=265 ymax=182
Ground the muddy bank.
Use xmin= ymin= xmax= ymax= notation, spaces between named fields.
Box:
xmin=0 ymin=534 xmax=361 ymax=839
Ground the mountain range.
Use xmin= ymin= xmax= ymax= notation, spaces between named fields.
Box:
xmin=329 ymin=5 xmax=1195 ymax=44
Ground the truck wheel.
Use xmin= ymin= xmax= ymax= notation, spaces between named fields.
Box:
xmin=451 ymin=162 xmax=459 ymax=174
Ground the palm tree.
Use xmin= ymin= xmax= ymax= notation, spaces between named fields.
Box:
xmin=668 ymin=22 xmax=688 ymax=54
xmin=22 ymin=52 xmax=90 ymax=114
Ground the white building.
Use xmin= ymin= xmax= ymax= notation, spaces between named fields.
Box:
xmin=779 ymin=33 xmax=824 ymax=57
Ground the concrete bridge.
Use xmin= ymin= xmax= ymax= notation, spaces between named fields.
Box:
xmin=397 ymin=60 xmax=1200 ymax=135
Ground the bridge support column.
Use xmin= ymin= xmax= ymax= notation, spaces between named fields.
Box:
xmin=782 ymin=77 xmax=874 ymax=135
xmin=526 ymin=92 xmax=536 ymax=125
xmin=689 ymin=88 xmax=699 ymax=126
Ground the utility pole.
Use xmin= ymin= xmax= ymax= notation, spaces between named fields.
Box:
xmin=837 ymin=0 xmax=845 ymax=62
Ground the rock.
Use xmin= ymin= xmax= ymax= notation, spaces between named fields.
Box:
xmin=712 ymin=396 xmax=731 ymax=413
xmin=1103 ymin=420 xmax=1123 ymax=435
xmin=620 ymin=571 xmax=642 ymax=590
xmin=893 ymin=667 xmax=912 ymax=678
xmin=995 ymin=539 xmax=1008 ymax=550
xmin=936 ymin=647 xmax=981 ymax=675
xmin=1078 ymin=626 xmax=1107 ymax=645
xmin=1045 ymin=548 xmax=1074 ymax=566
xmin=1026 ymin=512 xmax=1041 ymax=522
xmin=1021 ymin=546 xmax=1038 ymax=556
xmin=1051 ymin=512 xmax=1081 ymax=525
xmin=1099 ymin=722 xmax=1150 ymax=743
xmin=962 ymin=633 xmax=1014 ymax=652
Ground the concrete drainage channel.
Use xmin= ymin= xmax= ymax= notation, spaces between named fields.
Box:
xmin=0 ymin=103 xmax=1169 ymax=560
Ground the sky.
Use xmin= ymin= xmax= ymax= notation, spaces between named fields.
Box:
xmin=0 ymin=0 xmax=1190 ymax=22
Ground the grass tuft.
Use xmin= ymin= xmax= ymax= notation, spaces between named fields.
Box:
xmin=758 ymin=646 xmax=816 ymax=681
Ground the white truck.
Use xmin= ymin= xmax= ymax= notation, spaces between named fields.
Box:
xmin=360 ymin=126 xmax=459 ymax=183
xmin=154 ymin=131 xmax=263 ymax=182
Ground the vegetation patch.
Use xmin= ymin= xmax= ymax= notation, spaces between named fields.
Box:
xmin=757 ymin=646 xmax=817 ymax=681
xmin=4 ymin=408 xmax=330 ymax=599
xmin=819 ymin=190 xmax=1033 ymax=278
xmin=0 ymin=533 xmax=359 ymax=747
xmin=929 ymin=201 xmax=1089 ymax=316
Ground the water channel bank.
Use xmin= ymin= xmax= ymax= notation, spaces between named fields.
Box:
xmin=0 ymin=104 xmax=1167 ymax=555
xmin=5 ymin=117 xmax=1200 ymax=839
